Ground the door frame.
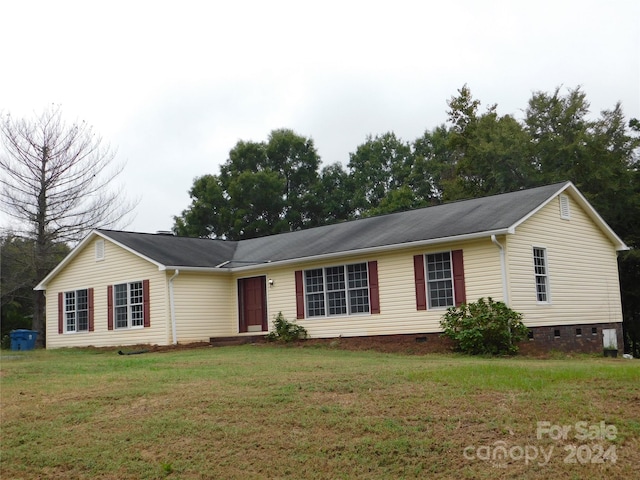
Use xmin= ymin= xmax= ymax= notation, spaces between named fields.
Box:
xmin=237 ymin=276 xmax=267 ymax=333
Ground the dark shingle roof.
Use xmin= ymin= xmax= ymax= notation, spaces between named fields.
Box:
xmin=99 ymin=182 xmax=569 ymax=269
xmin=99 ymin=230 xmax=238 ymax=268
xmin=232 ymin=182 xmax=567 ymax=265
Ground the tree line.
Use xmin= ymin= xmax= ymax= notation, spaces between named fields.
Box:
xmin=174 ymin=86 xmax=639 ymax=244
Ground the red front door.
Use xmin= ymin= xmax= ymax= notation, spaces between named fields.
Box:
xmin=238 ymin=276 xmax=267 ymax=333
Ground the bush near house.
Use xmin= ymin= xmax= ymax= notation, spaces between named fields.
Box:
xmin=440 ymin=297 xmax=528 ymax=355
xmin=266 ymin=312 xmax=308 ymax=343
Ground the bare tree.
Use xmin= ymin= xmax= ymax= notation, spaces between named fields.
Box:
xmin=0 ymin=105 xmax=137 ymax=346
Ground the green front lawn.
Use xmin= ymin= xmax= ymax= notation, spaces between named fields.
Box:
xmin=1 ymin=345 xmax=638 ymax=479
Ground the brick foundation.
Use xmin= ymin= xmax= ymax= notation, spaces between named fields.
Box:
xmin=517 ymin=323 xmax=624 ymax=355
xmin=300 ymin=323 xmax=623 ymax=356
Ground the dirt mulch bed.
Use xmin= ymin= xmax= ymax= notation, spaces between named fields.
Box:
xmin=65 ymin=334 xmax=606 ymax=358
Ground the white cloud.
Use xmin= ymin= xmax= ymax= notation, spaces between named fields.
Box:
xmin=1 ymin=0 xmax=638 ymax=233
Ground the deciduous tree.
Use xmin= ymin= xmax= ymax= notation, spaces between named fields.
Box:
xmin=0 ymin=106 xmax=136 ymax=346
xmin=309 ymin=163 xmax=355 ymax=226
xmin=444 ymin=87 xmax=534 ymax=200
xmin=412 ymin=124 xmax=456 ymax=203
xmin=347 ymin=132 xmax=416 ymax=214
xmin=175 ymin=129 xmax=322 ymax=239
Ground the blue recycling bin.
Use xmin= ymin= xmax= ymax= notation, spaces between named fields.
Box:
xmin=10 ymin=329 xmax=38 ymax=351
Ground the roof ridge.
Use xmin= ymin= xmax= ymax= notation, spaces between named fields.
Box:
xmin=99 ymin=181 xmax=572 ymax=243
xmin=236 ymin=180 xmax=572 ymax=243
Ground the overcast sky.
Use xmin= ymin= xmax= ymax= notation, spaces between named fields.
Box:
xmin=1 ymin=0 xmax=639 ymax=234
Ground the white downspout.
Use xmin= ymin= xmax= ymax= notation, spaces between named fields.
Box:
xmin=168 ymin=269 xmax=180 ymax=345
xmin=491 ymin=235 xmax=509 ymax=305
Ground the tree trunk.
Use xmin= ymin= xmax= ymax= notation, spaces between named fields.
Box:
xmin=33 ymin=146 xmax=48 ymax=348
xmin=33 ymin=290 xmax=46 ymax=348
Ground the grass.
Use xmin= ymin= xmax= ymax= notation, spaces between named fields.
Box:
xmin=1 ymin=345 xmax=639 ymax=479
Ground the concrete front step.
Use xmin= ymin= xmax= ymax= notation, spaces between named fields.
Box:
xmin=209 ymin=335 xmax=266 ymax=347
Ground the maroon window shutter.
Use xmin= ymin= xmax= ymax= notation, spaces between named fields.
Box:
xmin=107 ymin=285 xmax=114 ymax=330
xmin=58 ymin=292 xmax=64 ymax=334
xmin=413 ymin=254 xmax=427 ymax=311
xmin=452 ymin=249 xmax=467 ymax=306
xmin=237 ymin=279 xmax=246 ymax=333
xmin=295 ymin=270 xmax=305 ymax=319
xmin=368 ymin=261 xmax=380 ymax=314
xmin=143 ymin=279 xmax=151 ymax=327
xmin=88 ymin=288 xmax=95 ymax=332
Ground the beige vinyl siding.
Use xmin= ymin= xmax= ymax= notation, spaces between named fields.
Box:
xmin=461 ymin=237 xmax=505 ymax=303
xmin=171 ymin=272 xmax=235 ymax=341
xmin=254 ymin=239 xmax=503 ymax=339
xmin=507 ymin=194 xmax=623 ymax=326
xmin=46 ymin=238 xmax=169 ymax=348
xmin=260 ymin=268 xmax=297 ymax=328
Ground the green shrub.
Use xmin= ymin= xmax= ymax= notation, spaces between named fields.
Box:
xmin=440 ymin=297 xmax=528 ymax=355
xmin=266 ymin=312 xmax=308 ymax=343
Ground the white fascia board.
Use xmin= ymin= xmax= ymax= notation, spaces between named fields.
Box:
xmin=98 ymin=232 xmax=167 ymax=270
xmin=564 ymin=184 xmax=628 ymax=251
xmin=34 ymin=230 xmax=99 ymax=290
xmin=227 ymin=228 xmax=512 ymax=273
xmin=162 ymin=266 xmax=233 ymax=274
xmin=508 ymin=182 xmax=571 ymax=233
xmin=508 ymin=181 xmax=628 ymax=251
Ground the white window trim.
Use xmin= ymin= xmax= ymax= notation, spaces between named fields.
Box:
xmin=64 ymin=288 xmax=89 ymax=334
xmin=303 ymin=263 xmax=371 ymax=318
xmin=425 ymin=251 xmax=456 ymax=310
xmin=113 ymin=281 xmax=145 ymax=329
xmin=532 ymin=246 xmax=551 ymax=304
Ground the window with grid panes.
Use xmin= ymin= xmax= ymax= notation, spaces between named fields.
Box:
xmin=348 ymin=263 xmax=370 ymax=313
xmin=304 ymin=269 xmax=325 ymax=317
xmin=114 ymin=281 xmax=144 ymax=328
xmin=532 ymin=247 xmax=550 ymax=302
xmin=304 ymin=263 xmax=370 ymax=317
xmin=64 ymin=289 xmax=89 ymax=332
xmin=426 ymin=252 xmax=454 ymax=308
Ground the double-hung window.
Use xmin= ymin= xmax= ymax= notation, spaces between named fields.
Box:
xmin=426 ymin=252 xmax=454 ymax=308
xmin=304 ymin=263 xmax=370 ymax=317
xmin=65 ymin=289 xmax=89 ymax=332
xmin=114 ymin=281 xmax=144 ymax=328
xmin=533 ymin=247 xmax=550 ymax=303
xmin=414 ymin=250 xmax=465 ymax=310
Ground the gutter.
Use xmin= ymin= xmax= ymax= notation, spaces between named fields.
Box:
xmin=491 ymin=235 xmax=509 ymax=305
xmin=161 ymin=228 xmax=514 ymax=274
xmin=227 ymin=228 xmax=514 ymax=273
xmin=168 ymin=269 xmax=180 ymax=345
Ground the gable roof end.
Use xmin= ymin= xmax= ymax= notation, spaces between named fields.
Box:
xmin=34 ymin=229 xmax=240 ymax=290
xmin=508 ymin=181 xmax=628 ymax=251
xmin=34 ymin=230 xmax=102 ymax=291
